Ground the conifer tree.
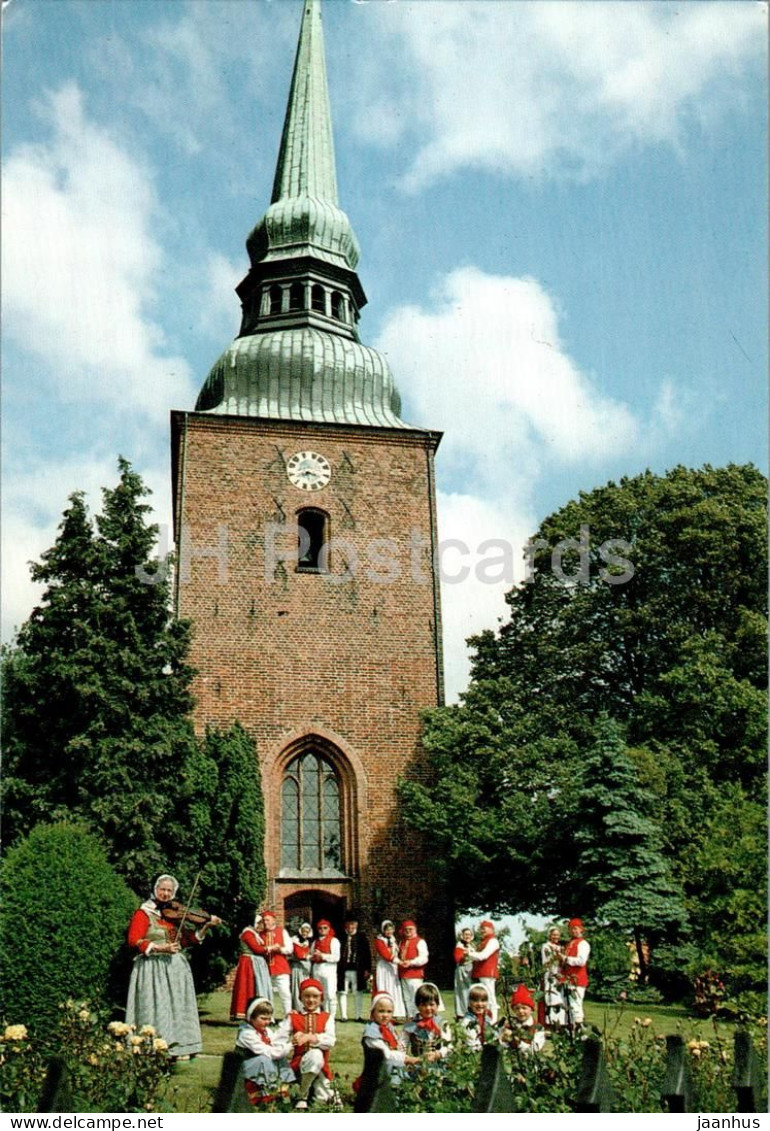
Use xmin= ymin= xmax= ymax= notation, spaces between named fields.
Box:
xmin=572 ymin=717 xmax=688 ymax=978
xmin=2 ymin=459 xmax=198 ymax=890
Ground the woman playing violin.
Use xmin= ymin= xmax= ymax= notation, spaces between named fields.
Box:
xmin=126 ymin=874 xmax=221 ymax=1059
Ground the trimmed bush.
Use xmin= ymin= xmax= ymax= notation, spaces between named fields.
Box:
xmin=0 ymin=823 xmax=136 ymax=1033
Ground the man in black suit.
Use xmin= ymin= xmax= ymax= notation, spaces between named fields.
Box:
xmin=337 ymin=912 xmax=371 ymax=1021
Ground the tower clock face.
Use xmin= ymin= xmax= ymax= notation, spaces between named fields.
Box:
xmin=286 ymin=450 xmax=332 ymax=492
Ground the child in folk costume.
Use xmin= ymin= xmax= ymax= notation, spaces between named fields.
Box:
xmin=460 ymin=983 xmax=496 ymax=1051
xmin=359 ymin=992 xmax=420 ymax=1085
xmin=235 ymin=997 xmax=295 ymax=1105
xmin=230 ymin=912 xmax=272 ymax=1021
xmin=467 ymin=920 xmax=501 ymax=1023
xmin=397 ymin=919 xmax=429 ymax=1020
xmin=290 ymin=922 xmax=314 ymax=1010
xmin=453 ymin=927 xmax=475 ymax=1019
xmin=498 ymin=985 xmax=545 ymax=1056
xmin=310 ymin=919 xmax=341 ymax=1017
xmin=559 ymin=918 xmax=590 ymax=1027
xmin=261 ymin=911 xmax=294 ymax=1018
xmin=403 ymin=983 xmax=452 ymax=1064
xmin=374 ymin=920 xmax=406 ymax=1020
xmin=540 ymin=926 xmax=566 ymax=1028
xmin=276 ymin=977 xmax=336 ymax=1110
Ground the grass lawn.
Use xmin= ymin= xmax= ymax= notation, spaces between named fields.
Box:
xmin=160 ymin=990 xmax=700 ymax=1113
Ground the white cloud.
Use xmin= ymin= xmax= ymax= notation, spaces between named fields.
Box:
xmin=379 ymin=266 xmax=638 ymax=490
xmin=2 ymin=82 xmax=195 ymax=419
xmin=377 ymin=265 xmax=656 ymax=700
xmin=352 ymin=1 xmax=766 ymax=188
xmin=436 ymin=490 xmax=535 ymax=703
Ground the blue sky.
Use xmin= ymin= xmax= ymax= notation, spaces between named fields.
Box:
xmin=3 ymin=0 xmax=767 ymax=701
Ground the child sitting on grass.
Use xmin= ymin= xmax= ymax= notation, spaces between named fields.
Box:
xmin=460 ymin=982 xmax=496 ymax=1051
xmin=403 ymin=982 xmax=452 ymax=1064
xmin=235 ymin=997 xmax=294 ymax=1105
xmin=276 ymin=977 xmax=337 ymax=1109
xmin=360 ymin=991 xmax=420 ymax=1084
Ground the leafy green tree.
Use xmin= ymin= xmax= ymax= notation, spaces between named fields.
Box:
xmin=2 ymin=459 xmax=198 ymax=890
xmin=0 ymin=823 xmax=136 ymax=1032
xmin=402 ymin=464 xmax=766 ymax=997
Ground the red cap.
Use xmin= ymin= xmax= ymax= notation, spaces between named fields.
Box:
xmin=568 ymin=918 xmax=583 ymax=929
xmin=316 ymin=919 xmax=331 ymax=928
xmin=401 ymin=919 xmax=416 ymax=929
xmin=510 ymin=984 xmax=535 ymax=1009
xmin=299 ymin=978 xmax=324 ymax=994
xmin=262 ymin=910 xmax=276 ymax=919
xmin=480 ymin=920 xmax=494 ymax=930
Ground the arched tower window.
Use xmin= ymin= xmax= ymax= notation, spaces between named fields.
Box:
xmin=269 ymin=284 xmax=283 ymax=315
xmin=281 ymin=752 xmax=343 ymax=874
xmin=311 ymin=284 xmax=326 ymax=313
xmin=297 ymin=508 xmax=328 ymax=572
xmin=289 ymin=281 xmax=304 ymax=311
xmin=331 ymin=291 xmax=344 ymax=321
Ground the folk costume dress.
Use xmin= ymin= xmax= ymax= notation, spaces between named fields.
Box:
xmin=373 ymin=925 xmax=406 ymax=1019
xmin=403 ymin=1013 xmax=452 ymax=1063
xmin=460 ymin=1006 xmax=496 ymax=1052
xmin=230 ymin=921 xmax=272 ymax=1020
xmin=540 ymin=940 xmax=566 ymax=1027
xmin=126 ymin=885 xmax=203 ymax=1058
xmin=290 ymin=927 xmax=314 ymax=1010
xmin=235 ymin=1005 xmax=295 ymax=1102
xmin=453 ymin=940 xmax=474 ymax=1018
xmin=361 ymin=1018 xmax=410 ymax=1083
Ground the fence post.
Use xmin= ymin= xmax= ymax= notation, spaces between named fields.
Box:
xmin=661 ymin=1034 xmax=692 ymax=1112
xmin=36 ymin=1057 xmax=74 ymax=1113
xmin=353 ymin=1045 xmax=398 ymax=1112
xmin=472 ymin=1043 xmax=516 ymax=1112
xmin=211 ymin=1050 xmax=254 ymax=1113
xmin=573 ymin=1036 xmax=614 ymax=1112
xmin=732 ymin=1030 xmax=760 ymax=1113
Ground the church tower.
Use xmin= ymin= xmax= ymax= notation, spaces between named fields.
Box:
xmin=171 ymin=0 xmax=448 ymax=950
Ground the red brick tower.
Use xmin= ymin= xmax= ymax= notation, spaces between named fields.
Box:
xmin=171 ymin=0 xmax=450 ymax=958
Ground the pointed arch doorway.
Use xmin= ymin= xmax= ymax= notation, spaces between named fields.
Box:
xmin=283 ymin=889 xmax=347 ymax=940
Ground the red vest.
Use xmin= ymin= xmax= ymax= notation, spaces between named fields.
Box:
xmin=399 ymin=936 xmax=425 ymax=980
xmin=472 ymin=941 xmax=499 ymax=980
xmin=263 ymin=927 xmax=290 ymax=977
xmin=288 ymin=1011 xmax=333 ymax=1078
xmin=561 ymin=938 xmax=589 ymax=987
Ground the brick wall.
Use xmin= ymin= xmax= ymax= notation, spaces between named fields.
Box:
xmin=171 ymin=411 xmax=454 ymax=974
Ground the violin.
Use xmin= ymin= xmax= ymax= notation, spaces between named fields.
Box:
xmin=158 ymin=899 xmax=226 ymax=930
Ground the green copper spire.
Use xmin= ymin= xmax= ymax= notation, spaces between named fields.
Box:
xmin=195 ymin=0 xmax=412 ymax=430
xmin=271 ymin=0 xmax=338 ymax=205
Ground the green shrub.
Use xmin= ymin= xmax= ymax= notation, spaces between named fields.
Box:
xmin=0 ymin=823 xmax=136 ymax=1033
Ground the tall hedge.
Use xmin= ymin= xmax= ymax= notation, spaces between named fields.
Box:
xmin=0 ymin=823 xmax=136 ymax=1032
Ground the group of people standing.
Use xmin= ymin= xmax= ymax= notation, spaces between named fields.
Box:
xmin=454 ymin=917 xmax=590 ymax=1028
xmin=123 ymin=876 xmax=590 ymax=1104
xmin=230 ymin=911 xmax=372 ymax=1022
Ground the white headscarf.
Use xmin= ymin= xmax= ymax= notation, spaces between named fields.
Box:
xmin=141 ymin=873 xmax=179 ymax=914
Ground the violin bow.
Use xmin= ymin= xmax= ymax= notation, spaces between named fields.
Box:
xmin=173 ymin=870 xmax=201 ymax=944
